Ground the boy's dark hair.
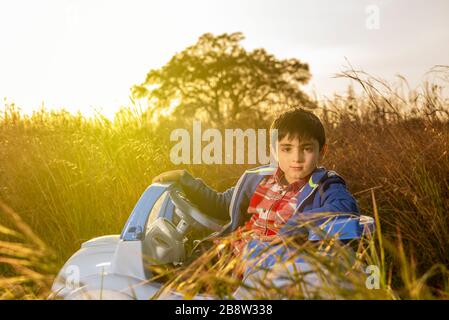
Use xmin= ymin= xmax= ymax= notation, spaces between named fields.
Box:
xmin=271 ymin=108 xmax=326 ymax=150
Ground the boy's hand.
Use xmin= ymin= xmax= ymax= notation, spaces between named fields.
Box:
xmin=152 ymin=169 xmax=187 ymax=183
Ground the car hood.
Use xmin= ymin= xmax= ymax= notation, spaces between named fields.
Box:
xmin=52 ymin=235 xmax=120 ymax=293
xmin=81 ymin=234 xmax=121 ymax=248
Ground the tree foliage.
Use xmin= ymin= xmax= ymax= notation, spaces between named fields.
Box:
xmin=132 ymin=32 xmax=313 ymax=126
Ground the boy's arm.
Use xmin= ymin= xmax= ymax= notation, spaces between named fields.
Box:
xmin=303 ymin=177 xmax=359 ymax=214
xmin=178 ymin=170 xmax=234 ymax=221
xmin=280 ymin=176 xmax=359 ymax=236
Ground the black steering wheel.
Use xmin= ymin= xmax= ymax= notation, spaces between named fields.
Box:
xmin=168 ymin=187 xmax=225 ymax=232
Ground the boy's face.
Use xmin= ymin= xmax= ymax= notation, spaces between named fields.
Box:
xmin=275 ymin=134 xmax=327 ymax=184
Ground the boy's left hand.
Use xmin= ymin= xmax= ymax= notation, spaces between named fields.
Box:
xmin=152 ymin=169 xmax=187 ymax=183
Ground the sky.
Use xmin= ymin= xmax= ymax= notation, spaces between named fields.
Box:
xmin=0 ymin=0 xmax=448 ymax=119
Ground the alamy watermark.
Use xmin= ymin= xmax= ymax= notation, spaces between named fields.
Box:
xmin=365 ymin=265 xmax=380 ymax=289
xmin=170 ymin=120 xmax=278 ymax=166
xmin=365 ymin=4 xmax=380 ymax=30
xmin=64 ymin=262 xmax=110 ymax=290
xmin=65 ymin=264 xmax=80 ymax=290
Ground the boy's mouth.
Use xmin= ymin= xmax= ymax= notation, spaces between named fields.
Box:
xmin=290 ymin=166 xmax=304 ymax=170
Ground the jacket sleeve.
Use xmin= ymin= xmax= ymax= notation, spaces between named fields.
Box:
xmin=280 ymin=176 xmax=359 ymax=237
xmin=304 ymin=177 xmax=360 ymax=215
xmin=178 ymin=170 xmax=235 ymax=221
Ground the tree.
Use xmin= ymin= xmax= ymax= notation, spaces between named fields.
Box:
xmin=131 ymin=32 xmax=313 ymax=126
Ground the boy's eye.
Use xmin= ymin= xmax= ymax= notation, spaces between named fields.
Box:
xmin=281 ymin=147 xmax=291 ymax=152
xmin=304 ymin=147 xmax=313 ymax=152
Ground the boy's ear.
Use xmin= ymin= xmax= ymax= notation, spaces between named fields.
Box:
xmin=320 ymin=143 xmax=328 ymax=161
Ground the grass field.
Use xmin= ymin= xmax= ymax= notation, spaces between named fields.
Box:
xmin=1 ymin=69 xmax=448 ymax=299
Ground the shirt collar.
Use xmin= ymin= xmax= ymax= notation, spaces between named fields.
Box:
xmin=273 ymin=167 xmax=311 ymax=191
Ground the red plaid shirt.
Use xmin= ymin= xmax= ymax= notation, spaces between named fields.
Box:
xmin=232 ymin=168 xmax=311 ymax=255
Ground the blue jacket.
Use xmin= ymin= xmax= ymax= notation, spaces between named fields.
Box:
xmin=180 ymin=165 xmax=360 ymax=238
xmin=181 ymin=165 xmax=361 ymax=273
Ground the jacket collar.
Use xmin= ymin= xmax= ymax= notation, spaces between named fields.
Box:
xmin=245 ymin=165 xmax=327 ymax=210
xmin=295 ymin=167 xmax=327 ymax=211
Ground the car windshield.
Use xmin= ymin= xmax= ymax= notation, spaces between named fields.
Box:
xmin=145 ymin=191 xmax=167 ymax=234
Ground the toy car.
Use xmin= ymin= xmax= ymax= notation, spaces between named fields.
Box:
xmin=50 ymin=182 xmax=375 ymax=299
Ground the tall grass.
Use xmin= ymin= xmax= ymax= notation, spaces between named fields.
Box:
xmin=0 ymin=200 xmax=55 ymax=299
xmin=0 ymin=67 xmax=448 ymax=299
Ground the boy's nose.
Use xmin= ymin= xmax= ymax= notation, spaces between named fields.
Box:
xmin=293 ymin=151 xmax=304 ymax=162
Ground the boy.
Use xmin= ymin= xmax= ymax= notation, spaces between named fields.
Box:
xmin=152 ymin=108 xmax=359 ymax=263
